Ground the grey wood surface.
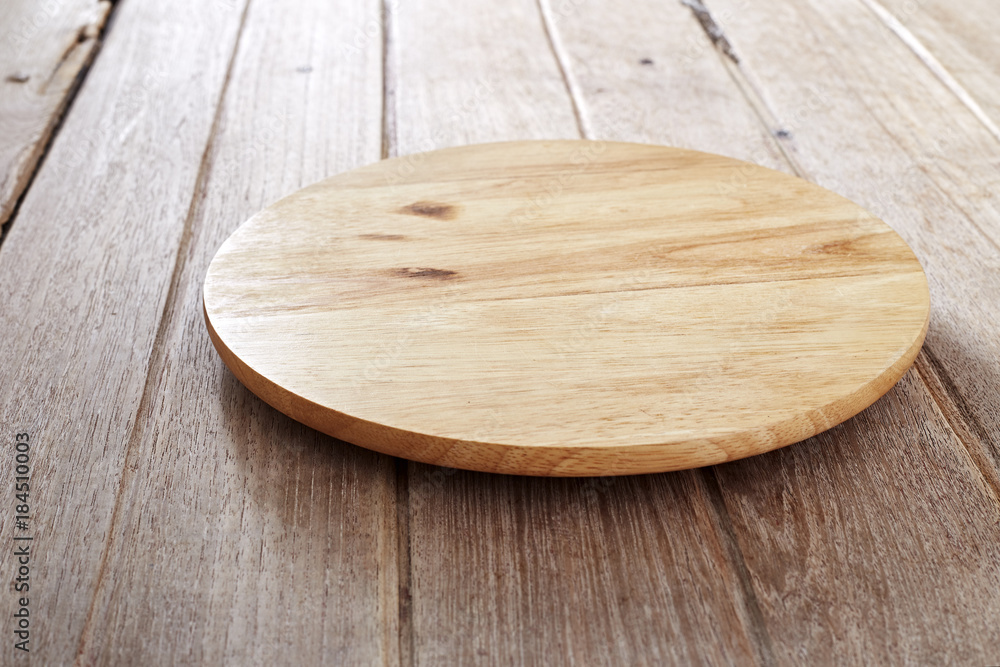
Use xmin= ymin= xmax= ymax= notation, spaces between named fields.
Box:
xmin=0 ymin=0 xmax=997 ymax=664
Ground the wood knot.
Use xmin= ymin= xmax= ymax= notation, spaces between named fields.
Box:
xmin=393 ymin=267 xmax=458 ymax=280
xmin=400 ymin=201 xmax=457 ymax=220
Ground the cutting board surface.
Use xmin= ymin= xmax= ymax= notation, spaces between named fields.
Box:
xmin=203 ymin=141 xmax=929 ymax=476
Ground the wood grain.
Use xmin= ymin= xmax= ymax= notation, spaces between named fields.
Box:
xmin=204 ymin=140 xmax=929 ymax=476
xmin=695 ymin=0 xmax=1000 ymax=661
xmin=73 ymin=0 xmax=398 ymax=664
xmin=704 ymin=0 xmax=1000 ymax=469
xmin=869 ymin=0 xmax=1000 ymax=132
xmin=389 ymin=0 xmax=781 ymax=663
xmin=1 ymin=0 xmax=998 ymax=662
xmin=0 ymin=0 xmax=249 ymax=663
xmin=0 ymin=0 xmax=110 ymax=228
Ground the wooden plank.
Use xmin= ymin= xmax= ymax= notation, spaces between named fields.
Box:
xmin=392 ymin=0 xmax=790 ymax=662
xmin=532 ymin=0 xmax=1000 ymax=661
xmin=687 ymin=0 xmax=1000 ymax=661
xmin=72 ymin=0 xmax=395 ymax=664
xmin=865 ymin=0 xmax=1000 ymax=134
xmin=410 ymin=471 xmax=767 ymax=664
xmin=0 ymin=0 xmax=110 ymax=228
xmin=384 ymin=0 xmax=580 ymax=157
xmin=0 ymin=0 xmax=249 ymax=663
xmin=538 ymin=0 xmax=786 ymax=167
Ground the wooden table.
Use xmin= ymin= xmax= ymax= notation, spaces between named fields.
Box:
xmin=1 ymin=0 xmax=998 ymax=663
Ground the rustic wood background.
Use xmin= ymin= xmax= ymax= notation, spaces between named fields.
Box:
xmin=1 ymin=0 xmax=998 ymax=664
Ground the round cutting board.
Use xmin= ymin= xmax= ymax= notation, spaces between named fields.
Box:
xmin=203 ymin=141 xmax=929 ymax=476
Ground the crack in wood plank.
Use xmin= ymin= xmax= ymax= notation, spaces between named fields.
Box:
xmin=40 ymin=18 xmax=100 ymax=95
xmin=682 ymin=0 xmax=741 ymax=64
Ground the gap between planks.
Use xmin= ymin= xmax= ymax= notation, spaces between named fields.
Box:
xmin=0 ymin=0 xmax=121 ymax=248
xmin=395 ymin=460 xmax=415 ymax=667
xmin=700 ymin=468 xmax=778 ymax=667
xmin=914 ymin=351 xmax=1000 ymax=507
xmin=73 ymin=0 xmax=256 ymax=658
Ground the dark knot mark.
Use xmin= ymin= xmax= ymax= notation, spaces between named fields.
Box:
xmin=639 ymin=58 xmax=654 ymax=66
xmin=400 ymin=201 xmax=457 ymax=220
xmin=393 ymin=267 xmax=458 ymax=280
xmin=359 ymin=233 xmax=406 ymax=241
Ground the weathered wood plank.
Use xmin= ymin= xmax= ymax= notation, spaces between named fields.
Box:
xmin=507 ymin=0 xmax=1000 ymax=662
xmin=0 ymin=0 xmax=248 ymax=663
xmin=73 ymin=0 xmax=395 ymax=663
xmin=688 ymin=0 xmax=1000 ymax=661
xmin=394 ymin=0 xmax=790 ymax=662
xmin=703 ymin=0 xmax=1000 ymax=472
xmin=866 ymin=0 xmax=1000 ymax=135
xmin=716 ymin=374 xmax=1000 ymax=664
xmin=539 ymin=0 xmax=787 ymax=168
xmin=0 ymin=0 xmax=110 ymax=228
xmin=384 ymin=0 xmax=580 ymax=158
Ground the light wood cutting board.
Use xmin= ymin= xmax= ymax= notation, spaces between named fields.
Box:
xmin=203 ymin=140 xmax=929 ymax=476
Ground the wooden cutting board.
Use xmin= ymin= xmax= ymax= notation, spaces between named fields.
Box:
xmin=203 ymin=140 xmax=929 ymax=476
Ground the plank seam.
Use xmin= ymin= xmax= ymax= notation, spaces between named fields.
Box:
xmin=380 ymin=0 xmax=396 ymax=159
xmin=536 ymin=0 xmax=590 ymax=139
xmin=682 ymin=0 xmax=741 ymax=64
xmin=857 ymin=0 xmax=1000 ymax=144
xmin=680 ymin=0 xmax=808 ymax=178
xmin=0 ymin=1 xmax=116 ymax=245
xmin=700 ymin=468 xmax=778 ymax=667
xmin=72 ymin=0 xmax=255 ymax=659
xmin=379 ymin=5 xmax=412 ymax=663
xmin=395 ymin=460 xmax=414 ymax=667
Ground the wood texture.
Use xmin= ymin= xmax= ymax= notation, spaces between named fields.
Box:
xmin=204 ymin=140 xmax=930 ymax=476
xmin=73 ymin=0 xmax=397 ymax=664
xmin=2 ymin=0 xmax=999 ymax=662
xmin=698 ymin=0 xmax=1000 ymax=661
xmin=871 ymin=0 xmax=1000 ymax=131
xmin=0 ymin=0 xmax=248 ymax=663
xmin=388 ymin=2 xmax=775 ymax=663
xmin=0 ymin=0 xmax=110 ymax=228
